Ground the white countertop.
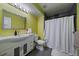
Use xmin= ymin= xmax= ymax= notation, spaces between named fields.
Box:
xmin=0 ymin=33 xmax=34 ymax=41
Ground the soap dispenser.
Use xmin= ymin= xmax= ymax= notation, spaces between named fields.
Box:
xmin=14 ymin=30 xmax=17 ymax=36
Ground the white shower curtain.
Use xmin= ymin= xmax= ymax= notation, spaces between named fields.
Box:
xmin=68 ymin=16 xmax=74 ymax=55
xmin=45 ymin=20 xmax=50 ymax=46
xmin=49 ymin=20 xmax=55 ymax=49
xmin=64 ymin=17 xmax=69 ymax=53
xmin=54 ymin=18 xmax=60 ymax=50
xmin=45 ymin=15 xmax=74 ymax=55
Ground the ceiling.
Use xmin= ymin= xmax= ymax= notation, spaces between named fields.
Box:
xmin=11 ymin=3 xmax=42 ymax=16
xmin=24 ymin=3 xmax=42 ymax=16
xmin=40 ymin=3 xmax=74 ymax=17
xmin=12 ymin=3 xmax=75 ymax=17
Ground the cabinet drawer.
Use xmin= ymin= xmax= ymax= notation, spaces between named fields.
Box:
xmin=0 ymin=48 xmax=14 ymax=56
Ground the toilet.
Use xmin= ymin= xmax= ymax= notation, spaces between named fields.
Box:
xmin=34 ymin=34 xmax=45 ymax=51
xmin=36 ymin=40 xmax=45 ymax=51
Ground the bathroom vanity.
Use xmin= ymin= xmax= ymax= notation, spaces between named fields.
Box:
xmin=0 ymin=34 xmax=35 ymax=56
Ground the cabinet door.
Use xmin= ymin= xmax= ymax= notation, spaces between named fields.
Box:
xmin=14 ymin=47 xmax=20 ymax=56
xmin=30 ymin=41 xmax=34 ymax=50
xmin=23 ymin=43 xmax=27 ymax=54
xmin=27 ymin=40 xmax=34 ymax=53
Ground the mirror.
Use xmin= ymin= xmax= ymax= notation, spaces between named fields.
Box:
xmin=2 ymin=10 xmax=26 ymax=30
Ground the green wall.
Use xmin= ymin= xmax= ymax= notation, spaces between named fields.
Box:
xmin=33 ymin=3 xmax=45 ymax=39
xmin=37 ymin=15 xmax=44 ymax=39
xmin=0 ymin=3 xmax=38 ymax=36
xmin=77 ymin=4 xmax=79 ymax=31
xmin=26 ymin=13 xmax=38 ymax=34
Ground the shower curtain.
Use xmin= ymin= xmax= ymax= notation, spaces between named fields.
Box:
xmin=45 ymin=15 xmax=74 ymax=55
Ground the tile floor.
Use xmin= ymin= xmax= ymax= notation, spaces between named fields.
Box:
xmin=26 ymin=47 xmax=52 ymax=56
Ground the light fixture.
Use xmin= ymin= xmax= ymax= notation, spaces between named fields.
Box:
xmin=20 ymin=6 xmax=22 ymax=9
xmin=14 ymin=3 xmax=17 ymax=6
xmin=11 ymin=3 xmax=29 ymax=13
xmin=23 ymin=8 xmax=25 ymax=11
